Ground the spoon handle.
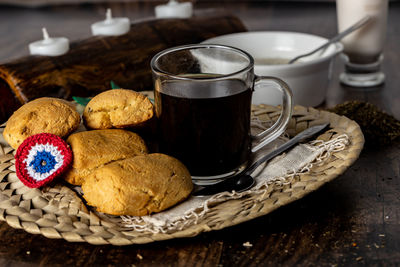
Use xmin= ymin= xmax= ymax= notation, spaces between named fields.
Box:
xmin=244 ymin=123 xmax=329 ymax=175
xmin=193 ymin=123 xmax=329 ymax=196
xmin=288 ymin=16 xmax=371 ymax=64
xmin=331 ymin=15 xmax=371 ymax=43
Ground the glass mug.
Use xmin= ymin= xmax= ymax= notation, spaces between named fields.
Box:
xmin=151 ymin=44 xmax=293 ymax=184
xmin=336 ymin=0 xmax=388 ymax=87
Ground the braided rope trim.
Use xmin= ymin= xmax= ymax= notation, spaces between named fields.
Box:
xmin=0 ymin=105 xmax=365 ymax=245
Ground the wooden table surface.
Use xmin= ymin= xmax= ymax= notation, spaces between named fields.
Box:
xmin=0 ymin=1 xmax=400 ymax=266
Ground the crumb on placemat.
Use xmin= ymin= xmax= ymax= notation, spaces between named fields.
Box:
xmin=243 ymin=241 xmax=253 ymax=247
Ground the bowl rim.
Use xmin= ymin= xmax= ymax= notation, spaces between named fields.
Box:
xmin=202 ymin=31 xmax=344 ymax=69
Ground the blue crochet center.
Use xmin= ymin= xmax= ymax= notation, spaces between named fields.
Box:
xmin=29 ymin=151 xmax=57 ymax=174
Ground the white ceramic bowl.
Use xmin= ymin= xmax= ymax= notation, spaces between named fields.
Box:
xmin=202 ymin=31 xmax=343 ymax=107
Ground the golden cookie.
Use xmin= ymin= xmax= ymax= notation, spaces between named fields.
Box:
xmin=3 ymin=97 xmax=81 ymax=149
xmin=81 ymin=153 xmax=193 ymax=216
xmin=64 ymin=129 xmax=148 ymax=185
xmin=83 ymin=89 xmax=154 ymax=129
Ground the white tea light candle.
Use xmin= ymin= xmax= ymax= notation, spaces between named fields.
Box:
xmin=155 ymin=0 xmax=193 ymax=18
xmin=91 ymin=9 xmax=130 ymax=36
xmin=29 ymin=28 xmax=69 ymax=56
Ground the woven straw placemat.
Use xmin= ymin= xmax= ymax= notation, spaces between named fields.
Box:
xmin=0 ymin=105 xmax=364 ymax=245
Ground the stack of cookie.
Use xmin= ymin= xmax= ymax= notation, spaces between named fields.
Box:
xmin=3 ymin=89 xmax=193 ymax=216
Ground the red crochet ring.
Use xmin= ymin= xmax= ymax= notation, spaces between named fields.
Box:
xmin=15 ymin=133 xmax=72 ymax=188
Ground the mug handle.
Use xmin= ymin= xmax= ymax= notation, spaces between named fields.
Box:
xmin=251 ymin=76 xmax=293 ymax=153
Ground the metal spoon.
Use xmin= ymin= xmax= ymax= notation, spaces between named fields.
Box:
xmin=288 ymin=16 xmax=371 ymax=64
xmin=193 ymin=123 xmax=329 ymax=196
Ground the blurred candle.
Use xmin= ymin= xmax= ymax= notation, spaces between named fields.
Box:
xmin=155 ymin=0 xmax=193 ymax=18
xmin=29 ymin=28 xmax=69 ymax=56
xmin=91 ymin=9 xmax=130 ymax=36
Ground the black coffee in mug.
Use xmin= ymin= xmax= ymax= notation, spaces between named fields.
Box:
xmin=155 ymin=78 xmax=252 ymax=176
xmin=151 ymin=45 xmax=293 ymax=183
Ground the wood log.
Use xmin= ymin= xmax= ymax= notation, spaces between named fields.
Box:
xmin=0 ymin=12 xmax=247 ymax=122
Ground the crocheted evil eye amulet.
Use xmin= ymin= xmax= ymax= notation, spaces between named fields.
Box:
xmin=15 ymin=133 xmax=73 ymax=188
